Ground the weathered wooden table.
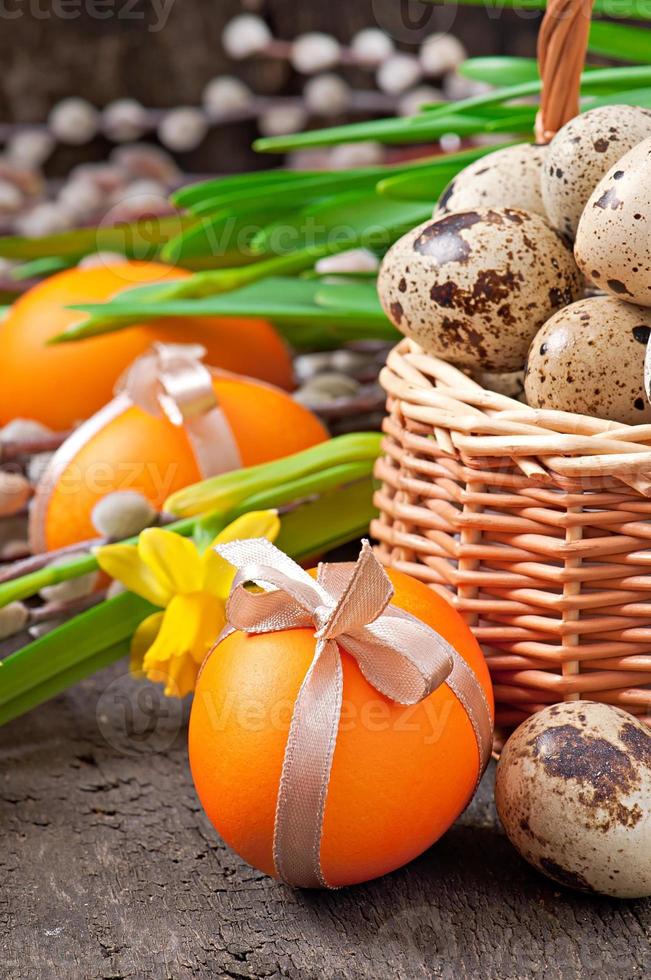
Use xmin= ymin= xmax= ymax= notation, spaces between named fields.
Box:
xmin=1 ymin=662 xmax=649 ymax=979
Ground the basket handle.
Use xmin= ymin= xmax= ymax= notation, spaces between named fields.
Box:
xmin=536 ymin=0 xmax=595 ymax=143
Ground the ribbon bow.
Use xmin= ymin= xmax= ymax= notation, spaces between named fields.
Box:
xmin=118 ymin=342 xmax=241 ymax=477
xmin=212 ymin=538 xmax=493 ymax=889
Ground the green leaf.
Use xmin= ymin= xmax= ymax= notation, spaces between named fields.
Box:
xmin=250 ymin=193 xmax=431 ymax=255
xmin=0 ymin=215 xmax=193 ymax=261
xmin=314 ymin=280 xmax=385 ymax=317
xmin=459 ymin=56 xmax=539 ymax=87
xmin=11 ymin=255 xmax=79 ymax=280
xmin=187 ymin=169 xmax=388 ymax=218
xmin=160 ymin=206 xmax=285 ymax=264
xmin=420 ymin=0 xmax=651 ymax=14
xmin=253 ymin=66 xmax=651 ymax=151
xmin=589 ymin=21 xmax=651 ymax=63
xmin=0 ymin=592 xmax=156 ymax=726
xmin=166 ymin=431 xmax=383 ymax=518
xmin=173 ymin=168 xmax=330 ymax=210
xmin=65 ymin=276 xmax=396 ymax=348
xmin=275 ymin=474 xmax=378 ymax=564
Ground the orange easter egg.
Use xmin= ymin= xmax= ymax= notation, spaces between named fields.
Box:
xmin=0 ymin=260 xmax=293 ymax=430
xmin=189 ymin=568 xmax=494 ymax=887
xmin=32 ymin=373 xmax=327 ymax=551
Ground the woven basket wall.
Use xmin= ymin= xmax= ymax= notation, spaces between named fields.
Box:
xmin=372 ymin=341 xmax=651 ymax=728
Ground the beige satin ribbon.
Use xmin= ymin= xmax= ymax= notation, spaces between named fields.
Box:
xmin=117 ymin=343 xmax=241 ymax=478
xmin=211 ymin=538 xmax=493 ymax=889
xmin=29 ymin=343 xmax=242 ymax=553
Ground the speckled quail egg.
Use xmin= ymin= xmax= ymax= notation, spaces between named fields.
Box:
xmin=434 ymin=143 xmax=547 ymax=218
xmin=378 ymin=207 xmax=582 ymax=372
xmin=496 ymin=701 xmax=651 ymax=898
xmin=524 ymin=295 xmax=651 ymax=424
xmin=541 ymin=105 xmax=651 ymax=240
xmin=575 ymin=137 xmax=651 ymax=307
xmin=474 ymin=368 xmax=525 ymax=400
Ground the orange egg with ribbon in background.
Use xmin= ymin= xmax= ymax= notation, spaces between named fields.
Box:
xmin=0 ymin=260 xmax=294 ymax=431
xmin=189 ymin=539 xmax=494 ymax=889
xmin=29 ymin=344 xmax=328 ymax=552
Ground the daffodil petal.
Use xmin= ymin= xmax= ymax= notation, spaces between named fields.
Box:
xmin=95 ymin=542 xmax=172 ymax=607
xmin=214 ymin=510 xmax=281 ymax=547
xmin=203 ymin=510 xmax=281 ymax=597
xmin=129 ymin=611 xmax=165 ymax=677
xmin=142 ymin=593 xmax=225 ymax=698
xmin=138 ymin=528 xmax=203 ymax=597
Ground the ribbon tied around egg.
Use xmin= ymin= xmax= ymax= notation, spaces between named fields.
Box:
xmin=117 ymin=342 xmax=241 ymax=478
xmin=209 ymin=537 xmax=493 ymax=889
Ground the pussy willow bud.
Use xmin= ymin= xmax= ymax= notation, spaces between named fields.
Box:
xmin=420 ymin=33 xmax=466 ymax=77
xmin=102 ymin=98 xmax=149 ymax=142
xmin=350 ymin=28 xmax=394 ymax=67
xmin=222 ymin=14 xmax=271 ymax=59
xmin=398 ymin=85 xmax=442 ymax=117
xmin=328 ymin=141 xmax=383 ymax=169
xmin=0 ymin=180 xmax=23 ymax=216
xmin=16 ymin=202 xmax=73 ymax=238
xmin=1 ymin=418 xmax=53 ymax=443
xmin=27 ymin=452 xmax=54 ymax=486
xmin=78 ymin=251 xmax=126 ymax=269
xmin=0 ymin=472 xmax=32 ymax=517
xmin=258 ymin=104 xmax=308 ymax=138
xmin=303 ymin=74 xmax=351 ymax=116
xmin=158 ymin=108 xmax=208 ymax=153
xmin=376 ymin=53 xmax=422 ymax=95
xmin=315 ymin=248 xmax=379 ymax=274
xmin=203 ymin=76 xmax=254 ymax=117
xmin=0 ymin=602 xmax=29 ymax=641
xmin=291 ymin=33 xmax=341 ymax=74
xmin=48 ymin=97 xmax=100 ymax=145
xmin=6 ymin=128 xmax=55 ymax=167
xmin=40 ymin=556 xmax=98 ymax=603
xmin=91 ymin=490 xmax=157 ymax=540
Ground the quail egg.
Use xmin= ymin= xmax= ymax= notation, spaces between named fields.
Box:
xmin=541 ymin=104 xmax=651 ymax=240
xmin=435 ymin=143 xmax=547 ymax=218
xmin=496 ymin=701 xmax=651 ymax=898
xmin=524 ymin=295 xmax=651 ymax=424
xmin=575 ymin=137 xmax=651 ymax=307
xmin=378 ymin=207 xmax=582 ymax=373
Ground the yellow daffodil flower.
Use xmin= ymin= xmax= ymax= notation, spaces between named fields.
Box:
xmin=95 ymin=511 xmax=280 ymax=698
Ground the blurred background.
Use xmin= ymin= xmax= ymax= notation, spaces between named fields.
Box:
xmin=0 ymin=0 xmax=542 ymax=237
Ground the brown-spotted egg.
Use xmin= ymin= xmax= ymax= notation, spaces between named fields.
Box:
xmin=541 ymin=105 xmax=651 ymax=240
xmin=496 ymin=701 xmax=651 ymax=898
xmin=524 ymin=295 xmax=651 ymax=424
xmin=575 ymin=137 xmax=651 ymax=307
xmin=435 ymin=143 xmax=547 ymax=218
xmin=378 ymin=207 xmax=582 ymax=373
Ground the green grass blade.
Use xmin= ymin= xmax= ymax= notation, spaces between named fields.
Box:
xmin=0 ymin=216 xmax=193 ymax=261
xmin=0 ymin=592 xmax=155 ymax=712
xmin=459 ymin=56 xmax=539 ymax=87
xmin=421 ymin=0 xmax=651 ymax=14
xmin=589 ymin=21 xmax=651 ymax=62
xmin=253 ymin=66 xmax=651 ymax=151
xmin=166 ymin=432 xmax=382 ymax=517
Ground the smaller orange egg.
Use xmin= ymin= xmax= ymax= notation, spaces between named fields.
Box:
xmin=0 ymin=260 xmax=294 ymax=430
xmin=189 ymin=568 xmax=494 ymax=887
xmin=31 ymin=372 xmax=328 ymax=551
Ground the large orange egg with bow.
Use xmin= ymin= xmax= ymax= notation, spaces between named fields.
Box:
xmin=30 ymin=370 xmax=327 ymax=551
xmin=0 ymin=260 xmax=294 ymax=430
xmin=189 ymin=567 xmax=494 ymax=887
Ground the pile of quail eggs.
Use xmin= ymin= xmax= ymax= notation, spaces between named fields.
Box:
xmin=378 ymin=104 xmax=651 ymax=426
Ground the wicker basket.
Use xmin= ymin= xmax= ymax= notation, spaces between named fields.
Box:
xmin=371 ymin=0 xmax=651 ymax=727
